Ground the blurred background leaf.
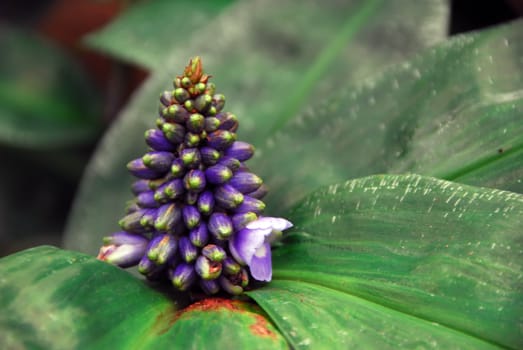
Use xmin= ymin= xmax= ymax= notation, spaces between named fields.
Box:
xmin=64 ymin=0 xmax=450 ymax=255
xmin=84 ymin=0 xmax=236 ymax=70
xmin=255 ymin=19 xmax=523 ymax=212
xmin=0 ymin=26 xmax=101 ymax=148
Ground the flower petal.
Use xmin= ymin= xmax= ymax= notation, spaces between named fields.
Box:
xmin=229 ymin=228 xmax=271 ymax=265
xmin=246 ymin=217 xmax=293 ymax=231
xmin=249 ymin=242 xmax=272 ymax=281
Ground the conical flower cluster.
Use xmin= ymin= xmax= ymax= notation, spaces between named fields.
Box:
xmin=97 ymin=57 xmax=292 ymax=295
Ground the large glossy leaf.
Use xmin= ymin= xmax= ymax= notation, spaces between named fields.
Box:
xmin=0 ymin=28 xmax=101 ymax=148
xmin=64 ymin=0 xmax=448 ymax=254
xmin=248 ymin=174 xmax=522 ymax=349
xmin=84 ymin=0 xmax=235 ymax=69
xmin=0 ymin=246 xmax=288 ymax=349
xmin=256 ymin=19 xmax=523 ymax=212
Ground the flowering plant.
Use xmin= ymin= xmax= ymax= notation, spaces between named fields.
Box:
xmin=0 ymin=1 xmax=522 ymax=349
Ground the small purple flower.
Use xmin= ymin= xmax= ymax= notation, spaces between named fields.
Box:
xmin=229 ymin=217 xmax=292 ymax=282
xmin=97 ymin=232 xmax=149 ymax=268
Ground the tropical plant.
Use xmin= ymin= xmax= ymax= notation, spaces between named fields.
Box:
xmin=1 ymin=1 xmax=521 ymax=349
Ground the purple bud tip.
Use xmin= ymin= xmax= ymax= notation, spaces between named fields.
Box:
xmin=145 ymin=129 xmax=176 ymax=151
xmin=182 ymin=205 xmax=201 ymax=229
xmin=170 ymin=263 xmax=197 ymax=291
xmin=206 ymin=130 xmax=236 ymax=150
xmin=147 ymin=233 xmax=177 ymax=265
xmin=180 ymin=148 xmax=201 ymax=168
xmin=184 ymin=169 xmax=206 ymax=192
xmin=189 ymin=224 xmax=209 ymax=247
xmin=214 ymin=184 xmax=244 ymax=210
xmin=197 ymin=190 xmax=215 ymax=215
xmin=205 ymin=164 xmax=232 ymax=185
xmin=229 ymin=172 xmax=263 ymax=193
xmin=208 ymin=213 xmax=233 ymax=240
xmin=154 ymin=203 xmax=181 ymax=232
xmin=224 ymin=141 xmax=254 ymax=162
xmin=178 ymin=236 xmax=198 ymax=263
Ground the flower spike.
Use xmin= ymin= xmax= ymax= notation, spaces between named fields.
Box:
xmin=97 ymin=57 xmax=292 ymax=296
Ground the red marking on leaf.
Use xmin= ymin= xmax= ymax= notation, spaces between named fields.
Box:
xmin=250 ymin=314 xmax=277 ymax=340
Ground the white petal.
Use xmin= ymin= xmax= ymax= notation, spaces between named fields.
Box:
xmin=246 ymin=217 xmax=293 ymax=231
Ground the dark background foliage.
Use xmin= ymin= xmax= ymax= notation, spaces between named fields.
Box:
xmin=0 ymin=0 xmax=520 ymax=257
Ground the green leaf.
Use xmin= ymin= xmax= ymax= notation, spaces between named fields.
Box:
xmin=249 ymin=281 xmax=499 ymax=349
xmin=0 ymin=28 xmax=101 ymax=148
xmin=0 ymin=246 xmax=288 ymax=349
xmin=256 ymin=19 xmax=523 ymax=212
xmin=84 ymin=0 xmax=235 ymax=69
xmin=64 ymin=0 xmax=448 ymax=254
xmin=252 ymin=174 xmax=522 ymax=349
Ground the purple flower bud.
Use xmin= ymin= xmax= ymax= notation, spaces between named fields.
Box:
xmin=170 ymin=263 xmax=197 ymax=291
xmin=214 ymin=184 xmax=244 ymax=210
xmin=127 ymin=158 xmax=163 ymax=179
xmin=194 ymin=94 xmax=212 ymax=113
xmin=213 ymin=94 xmax=225 ymax=112
xmin=217 ymin=156 xmax=241 ymax=171
xmin=200 ymin=147 xmax=221 ymax=165
xmin=197 ymin=190 xmax=215 ymax=215
xmin=178 ymin=236 xmax=198 ymax=263
xmin=246 ymin=184 xmax=268 ymax=199
xmin=138 ymin=255 xmax=159 ymax=275
xmin=216 ymin=112 xmax=238 ymax=132
xmin=142 ymin=151 xmax=174 ymax=172
xmin=189 ymin=224 xmax=209 ymax=247
xmin=180 ymin=148 xmax=201 ymax=168
xmin=182 ymin=205 xmax=201 ymax=229
xmin=137 ymin=190 xmax=159 ymax=208
xmin=147 ymin=233 xmax=178 ymax=265
xmin=204 ymin=117 xmax=220 ymax=133
xmin=162 ymin=178 xmax=184 ymax=200
xmin=97 ymin=232 xmax=148 ymax=268
xmin=162 ymin=122 xmax=186 ymax=144
xmin=160 ymin=90 xmax=173 ymax=107
xmin=222 ymin=256 xmax=241 ymax=275
xmin=145 ymin=129 xmax=176 ymax=151
xmin=131 ymin=179 xmax=150 ymax=195
xmin=206 ymin=130 xmax=236 ymax=150
xmin=184 ymin=132 xmax=201 ymax=147
xmin=199 ymin=279 xmax=220 ymax=295
xmin=234 ymin=196 xmax=265 ymax=214
xmin=184 ymin=169 xmax=206 ymax=192
xmin=162 ymin=104 xmax=189 ymax=123
xmin=170 ymin=158 xmax=185 ymax=178
xmin=102 ymin=231 xmax=149 ymax=246
xmin=208 ymin=213 xmax=233 ymax=240
xmin=219 ymin=275 xmax=243 ymax=295
xmin=224 ymin=141 xmax=254 ymax=162
xmin=186 ymin=113 xmax=205 ymax=133
xmin=97 ymin=242 xmax=147 ymax=268
xmin=147 ymin=177 xmax=166 ymax=190
xmin=195 ymin=256 xmax=222 ymax=280
xmin=232 ymin=212 xmax=258 ymax=231
xmin=201 ymin=244 xmax=226 ymax=262
xmin=229 ymin=172 xmax=262 ymax=193
xmin=118 ymin=209 xmax=152 ymax=233
xmin=205 ymin=164 xmax=232 ymax=185
xmin=173 ymin=88 xmax=190 ymax=103
xmin=139 ymin=209 xmax=158 ymax=229
xmin=154 ymin=203 xmax=182 ymax=232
